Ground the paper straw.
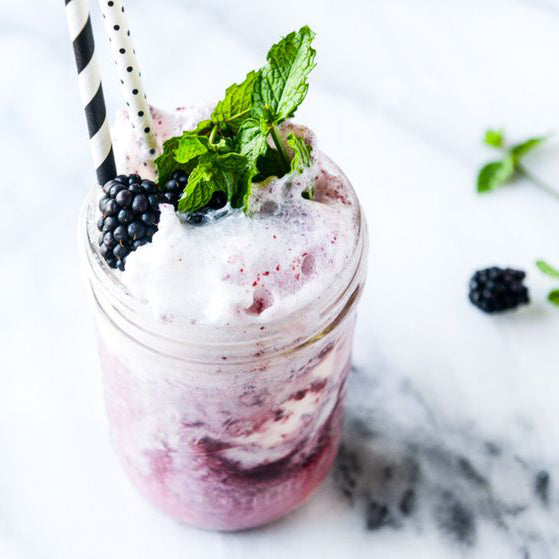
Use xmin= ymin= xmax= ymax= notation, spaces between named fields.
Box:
xmin=98 ymin=0 xmax=157 ymax=158
xmin=65 ymin=0 xmax=116 ymax=186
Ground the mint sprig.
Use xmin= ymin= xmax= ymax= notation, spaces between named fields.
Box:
xmin=154 ymin=26 xmax=317 ymax=215
xmin=476 ymin=129 xmax=548 ymax=194
xmin=252 ymin=26 xmax=316 ymax=170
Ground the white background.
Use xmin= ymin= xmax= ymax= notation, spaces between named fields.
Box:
xmin=2 ymin=1 xmax=559 ymax=557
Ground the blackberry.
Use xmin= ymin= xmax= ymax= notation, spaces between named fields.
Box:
xmin=468 ymin=266 xmax=529 ymax=313
xmin=163 ymin=169 xmax=188 ymax=208
xmin=163 ymin=169 xmax=228 ymax=225
xmin=97 ymin=175 xmax=162 ymax=270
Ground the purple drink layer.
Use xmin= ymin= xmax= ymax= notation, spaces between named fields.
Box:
xmin=96 ymin=317 xmax=355 ymax=530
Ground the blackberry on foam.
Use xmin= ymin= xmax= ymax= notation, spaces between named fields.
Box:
xmin=97 ymin=174 xmax=161 ymax=270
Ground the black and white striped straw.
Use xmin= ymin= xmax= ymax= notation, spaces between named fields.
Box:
xmin=98 ymin=0 xmax=158 ymax=160
xmin=65 ymin=0 xmax=116 ymax=186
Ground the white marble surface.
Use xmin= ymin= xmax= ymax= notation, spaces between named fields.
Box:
xmin=2 ymin=0 xmax=559 ymax=557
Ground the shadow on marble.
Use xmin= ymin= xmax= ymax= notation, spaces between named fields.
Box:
xmin=332 ymin=367 xmax=559 ymax=558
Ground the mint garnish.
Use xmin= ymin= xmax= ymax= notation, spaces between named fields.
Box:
xmin=154 ymin=26 xmax=317 ymax=215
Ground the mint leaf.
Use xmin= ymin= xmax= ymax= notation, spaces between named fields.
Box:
xmin=155 ymin=136 xmax=199 ymax=188
xmin=236 ymin=118 xmax=268 ymax=162
xmin=510 ymin=136 xmax=546 ymax=162
xmin=476 ymin=129 xmax=551 ymax=196
xmin=211 ymin=70 xmax=258 ymax=134
xmin=177 ymin=157 xmax=217 ymax=213
xmin=548 ymin=289 xmax=559 ymax=305
xmin=537 ymin=261 xmax=559 ymax=307
xmin=191 ymin=119 xmax=213 ymax=135
xmin=215 ymin=153 xmax=249 ymax=208
xmin=154 ymin=136 xmax=179 ymax=186
xmin=477 ymin=156 xmax=515 ymax=193
xmin=287 ymin=133 xmax=314 ymax=198
xmin=177 ymin=153 xmax=248 ymax=213
xmin=536 ymin=260 xmax=559 ymax=279
xmin=155 ymin=131 xmax=210 ymax=188
xmin=252 ymin=26 xmax=316 ymax=127
xmin=231 ymin=166 xmax=253 ymax=210
xmin=287 ymin=133 xmax=312 ymax=172
xmin=234 ymin=120 xmax=269 ymax=207
xmin=484 ymin=129 xmax=504 ymax=148
xmin=174 ymin=135 xmax=208 ymax=164
xmin=216 ymin=152 xmax=248 ymax=178
xmin=210 ymin=135 xmax=235 ymax=154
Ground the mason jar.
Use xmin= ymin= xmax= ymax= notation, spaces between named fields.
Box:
xmin=78 ymin=160 xmax=368 ymax=531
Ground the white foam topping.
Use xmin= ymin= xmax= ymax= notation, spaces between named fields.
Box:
xmin=111 ymin=106 xmax=359 ymax=325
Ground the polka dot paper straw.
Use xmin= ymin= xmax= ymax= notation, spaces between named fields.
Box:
xmin=64 ymin=0 xmax=117 ymax=186
xmin=98 ymin=0 xmax=157 ymax=159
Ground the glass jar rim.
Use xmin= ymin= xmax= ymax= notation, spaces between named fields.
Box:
xmin=79 ymin=153 xmax=368 ymax=361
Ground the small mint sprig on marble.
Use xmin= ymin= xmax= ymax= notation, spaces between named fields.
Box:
xmin=477 ymin=129 xmax=552 ymax=195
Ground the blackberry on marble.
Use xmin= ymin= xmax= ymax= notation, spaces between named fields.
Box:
xmin=468 ymin=267 xmax=529 ymax=313
xmin=97 ymin=175 xmax=162 ymax=269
